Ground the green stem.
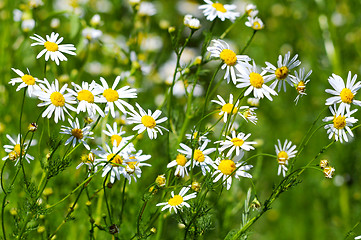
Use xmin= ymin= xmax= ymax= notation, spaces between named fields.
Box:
xmin=240 ymin=30 xmax=257 ymax=54
xmin=119 ymin=179 xmax=127 ymax=225
xmin=220 ymin=14 xmax=246 ymax=39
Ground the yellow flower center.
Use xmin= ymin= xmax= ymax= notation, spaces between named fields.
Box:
xmin=168 ymin=195 xmax=184 ymax=206
xmin=275 ymin=66 xmax=289 ymax=80
xmin=69 ymin=0 xmax=79 ymax=8
xmin=14 ymin=144 xmax=25 ymax=156
xmin=103 ymin=88 xmax=119 ymax=102
xmin=212 ymin=3 xmax=227 ymax=13
xmin=219 ymin=49 xmax=237 ymax=66
xmin=50 ymin=92 xmax=65 ymax=107
xmin=218 ymin=159 xmax=236 ymax=175
xmin=333 ymin=115 xmax=346 ymax=130
xmin=253 ymin=21 xmax=263 ymax=30
xmin=81 ymin=152 xmax=94 ymax=163
xmin=141 ymin=115 xmax=156 ymax=128
xmin=77 ymin=90 xmax=94 ymax=103
xmin=126 ymin=161 xmax=137 ymax=170
xmin=221 ymin=103 xmax=238 ymax=114
xmin=231 ymin=138 xmax=244 ymax=147
xmin=296 ymin=81 xmax=305 ymax=93
xmin=107 ymin=153 xmax=123 ymax=167
xmin=277 ymin=151 xmax=288 ymax=164
xmin=44 ymin=41 xmax=59 ymax=52
xmin=249 ymin=72 xmax=264 ymax=88
xmin=71 ymin=128 xmax=83 ymax=139
xmin=176 ymin=154 xmax=187 ymax=166
xmin=110 ymin=135 xmax=122 ymax=146
xmin=8 ymin=151 xmax=18 ymax=160
xmin=21 ymin=74 xmax=36 ymax=85
xmin=340 ymin=88 xmax=354 ymax=104
xmin=194 ymin=149 xmax=205 ymax=162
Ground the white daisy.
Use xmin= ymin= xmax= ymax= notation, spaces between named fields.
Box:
xmin=211 ymin=94 xmax=248 ymax=123
xmin=245 ymin=4 xmax=258 ymax=17
xmin=2 ymin=134 xmax=35 ymax=165
xmin=240 ymin=107 xmax=258 ymax=124
xmin=184 ymin=14 xmax=201 ymax=30
xmin=323 ymin=166 xmax=335 ymax=179
xmin=30 ymin=32 xmax=76 ymax=65
xmin=216 ymin=131 xmax=257 ymax=157
xmin=103 ymin=122 xmax=134 ymax=147
xmin=156 ymin=187 xmax=197 ymax=214
xmin=291 ymin=68 xmax=312 ymax=104
xmin=178 ymin=141 xmax=216 ymax=175
xmin=236 ymin=61 xmax=277 ymax=100
xmin=245 ymin=16 xmax=264 ymax=30
xmin=265 ymin=51 xmax=301 ymax=92
xmin=123 ymin=150 xmax=151 ymax=184
xmin=275 ymin=139 xmax=297 ymax=177
xmin=199 ymin=0 xmax=240 ymax=22
xmin=167 ymin=153 xmax=191 ymax=178
xmin=82 ymin=27 xmax=102 ymax=43
xmin=68 ymin=81 xmax=104 ymax=118
xmin=212 ymin=153 xmax=253 ymax=190
xmin=60 ymin=118 xmax=94 ymax=150
xmin=207 ymin=39 xmax=250 ymax=85
xmin=76 ymin=152 xmax=96 ymax=172
xmin=323 ymin=104 xmax=358 ymax=143
xmin=35 ymin=78 xmax=76 ymax=123
xmin=325 ymin=71 xmax=361 ymax=114
xmin=98 ymin=76 xmax=137 ymax=118
xmin=138 ymin=1 xmax=157 ymax=17
xmin=127 ymin=103 xmax=168 ymax=140
xmin=9 ymin=68 xmax=41 ymax=97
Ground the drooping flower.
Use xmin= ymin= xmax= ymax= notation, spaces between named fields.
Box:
xmin=156 ymin=187 xmax=197 ymax=213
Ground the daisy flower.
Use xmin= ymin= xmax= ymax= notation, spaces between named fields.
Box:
xmin=127 ymin=103 xmax=168 ymax=140
xmin=325 ymin=71 xmax=361 ymax=114
xmin=30 ymin=32 xmax=76 ymax=65
xmin=76 ymin=152 xmax=96 ymax=172
xmin=178 ymin=141 xmax=216 ymax=175
xmin=245 ymin=16 xmax=264 ymax=30
xmin=207 ymin=39 xmax=250 ymax=85
xmin=199 ymin=0 xmax=240 ymax=22
xmin=265 ymin=51 xmax=301 ymax=92
xmin=98 ymin=76 xmax=137 ymax=118
xmin=156 ymin=187 xmax=197 ymax=214
xmin=212 ymin=94 xmax=248 ymax=123
xmin=240 ymin=107 xmax=258 ymax=124
xmin=2 ymin=134 xmax=35 ymax=165
xmin=185 ymin=129 xmax=209 ymax=144
xmin=60 ymin=118 xmax=94 ymax=150
xmin=9 ymin=68 xmax=40 ymax=97
xmin=216 ymin=131 xmax=257 ymax=157
xmin=245 ymin=4 xmax=258 ymax=17
xmin=323 ymin=166 xmax=335 ymax=178
xmin=68 ymin=81 xmax=104 ymax=118
xmin=236 ymin=61 xmax=277 ymax=100
xmin=103 ymin=122 xmax=134 ymax=147
xmin=167 ymin=153 xmax=191 ymax=178
xmin=323 ymin=104 xmax=358 ymax=143
xmin=35 ymin=78 xmax=76 ymax=123
xmin=291 ymin=68 xmax=312 ymax=104
xmin=275 ymin=139 xmax=297 ymax=177
xmin=123 ymin=150 xmax=151 ymax=184
xmin=212 ymin=153 xmax=253 ymax=190
xmin=184 ymin=14 xmax=201 ymax=30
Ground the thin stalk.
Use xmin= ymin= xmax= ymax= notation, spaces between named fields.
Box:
xmin=119 ymin=179 xmax=127 ymax=225
xmin=103 ymin=174 xmax=113 ymax=224
xmin=240 ymin=30 xmax=257 ymax=54
xmin=220 ymin=14 xmax=246 ymax=39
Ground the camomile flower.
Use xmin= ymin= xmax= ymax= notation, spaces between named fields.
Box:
xmin=156 ymin=187 xmax=197 ymax=214
xmin=138 ymin=1 xmax=157 ymax=16
xmin=245 ymin=4 xmax=258 ymax=17
xmin=245 ymin=16 xmax=264 ymax=30
xmin=82 ymin=27 xmax=102 ymax=43
xmin=291 ymin=68 xmax=312 ymax=104
xmin=322 ymin=104 xmax=358 ymax=143
xmin=98 ymin=76 xmax=137 ymax=118
xmin=240 ymin=107 xmax=258 ymax=124
xmin=9 ymin=68 xmax=41 ymax=97
xmin=2 ymin=134 xmax=35 ymax=165
xmin=212 ymin=153 xmax=253 ymax=190
xmin=30 ymin=32 xmax=76 ymax=65
xmin=123 ymin=150 xmax=151 ymax=184
xmin=60 ymin=118 xmax=94 ymax=150
xmin=236 ymin=61 xmax=277 ymax=100
xmin=167 ymin=153 xmax=191 ymax=178
xmin=325 ymin=71 xmax=361 ymax=114
xmin=184 ymin=14 xmax=201 ymax=30
xmin=185 ymin=128 xmax=209 ymax=144
xmin=199 ymin=0 xmax=240 ymax=22
xmin=178 ymin=141 xmax=216 ymax=175
xmin=35 ymin=78 xmax=76 ymax=123
xmin=212 ymin=94 xmax=248 ymax=123
xmin=216 ymin=131 xmax=257 ymax=157
xmin=68 ymin=81 xmax=104 ymax=118
xmin=127 ymin=103 xmax=168 ymax=140
xmin=207 ymin=39 xmax=250 ymax=85
xmin=275 ymin=139 xmax=297 ymax=177
xmin=323 ymin=166 xmax=335 ymax=179
xmin=76 ymin=152 xmax=96 ymax=172
xmin=265 ymin=51 xmax=301 ymax=92
xmin=103 ymin=122 xmax=134 ymax=146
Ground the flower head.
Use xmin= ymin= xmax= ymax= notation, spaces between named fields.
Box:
xmin=123 ymin=150 xmax=151 ymax=184
xmin=2 ymin=134 xmax=35 ymax=165
xmin=323 ymin=166 xmax=335 ymax=178
xmin=245 ymin=4 xmax=258 ymax=17
xmin=199 ymin=0 xmax=240 ymax=22
xmin=275 ymin=139 xmax=297 ymax=177
xmin=60 ymin=118 xmax=94 ymax=150
xmin=245 ymin=16 xmax=264 ymax=30
xmin=103 ymin=122 xmax=134 ymax=147
xmin=156 ymin=187 xmax=197 ymax=213
xmin=9 ymin=68 xmax=41 ymax=97
xmin=212 ymin=94 xmax=247 ymax=123
xmin=216 ymin=131 xmax=257 ymax=157
xmin=291 ymin=68 xmax=312 ymax=104
xmin=167 ymin=152 xmax=191 ymax=178
xmin=184 ymin=15 xmax=201 ymax=30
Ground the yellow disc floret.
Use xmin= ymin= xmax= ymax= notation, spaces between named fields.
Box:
xmin=218 ymin=159 xmax=236 ymax=175
xmin=77 ymin=90 xmax=94 ymax=103
xmin=176 ymin=154 xmax=187 ymax=166
xmin=22 ymin=74 xmax=36 ymax=85
xmin=340 ymin=88 xmax=354 ymax=104
xmin=103 ymin=88 xmax=119 ymax=102
xmin=222 ymin=103 xmax=238 ymax=114
xmin=333 ymin=115 xmax=346 ymax=130
xmin=168 ymin=195 xmax=184 ymax=206
xmin=194 ymin=149 xmax=205 ymax=162
xmin=71 ymin=128 xmax=83 ymax=139
xmin=111 ymin=135 xmax=122 ymax=146
xmin=231 ymin=138 xmax=244 ymax=147
xmin=212 ymin=3 xmax=227 ymax=12
xmin=252 ymin=21 xmax=263 ymax=30
xmin=220 ymin=49 xmax=237 ymax=66
xmin=44 ymin=41 xmax=59 ymax=52
xmin=275 ymin=66 xmax=289 ymax=80
xmin=249 ymin=72 xmax=264 ymax=88
xmin=50 ymin=92 xmax=65 ymax=107
xmin=141 ymin=115 xmax=156 ymax=128
xmin=108 ymin=153 xmax=123 ymax=167
xmin=8 ymin=151 xmax=18 ymax=161
xmin=296 ymin=81 xmax=305 ymax=93
xmin=277 ymin=151 xmax=288 ymax=164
